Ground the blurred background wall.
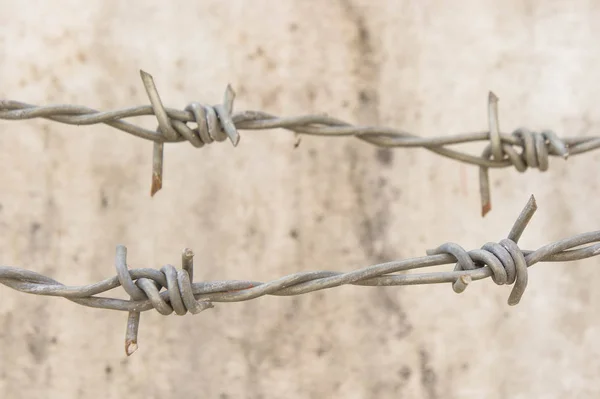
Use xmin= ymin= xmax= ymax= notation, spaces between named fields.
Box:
xmin=1 ymin=1 xmax=600 ymax=398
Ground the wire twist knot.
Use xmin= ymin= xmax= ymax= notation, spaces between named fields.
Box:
xmin=427 ymin=238 xmax=528 ymax=305
xmin=483 ymin=128 xmax=569 ymax=174
xmin=115 ymin=245 xmax=213 ymax=315
xmin=115 ymin=245 xmax=212 ymax=355
xmin=180 ymin=99 xmax=236 ymax=147
xmin=479 ymin=93 xmax=570 ymax=216
xmin=427 ymin=194 xmax=537 ymax=305
xmin=139 ymin=70 xmax=241 ymax=196
xmin=145 ymin=84 xmax=240 ymax=148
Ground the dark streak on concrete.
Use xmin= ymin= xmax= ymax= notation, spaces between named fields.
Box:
xmin=340 ymin=0 xmax=411 ymax=343
xmin=26 ymin=309 xmax=50 ymax=363
xmin=399 ymin=366 xmax=412 ymax=380
xmin=340 ymin=0 xmax=395 ymax=170
xmin=419 ymin=348 xmax=439 ymax=399
xmin=346 ymin=147 xmax=391 ymax=263
xmin=27 ymin=338 xmax=47 ymax=362
xmin=30 ymin=222 xmax=41 ymax=235
xmin=284 ymin=297 xmax=301 ymax=321
xmin=100 ymin=190 xmax=108 ymax=209
xmin=339 ymin=0 xmax=380 ymax=120
xmin=374 ymin=290 xmax=413 ymax=339
xmin=340 ymin=0 xmax=387 ymax=260
xmin=316 ymin=342 xmax=329 ymax=357
xmin=376 ymin=148 xmax=394 ymax=167
xmin=28 ymin=222 xmax=46 ymax=258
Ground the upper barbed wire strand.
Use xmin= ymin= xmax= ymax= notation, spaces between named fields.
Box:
xmin=2 ymin=71 xmax=600 ymax=213
xmin=2 ymin=196 xmax=600 ymax=355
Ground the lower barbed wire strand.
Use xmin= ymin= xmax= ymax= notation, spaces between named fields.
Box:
xmin=4 ymin=234 xmax=600 ymax=309
xmin=2 ymin=71 xmax=600 ymax=213
xmin=3 ymin=197 xmax=600 ymax=351
xmin=2 ymin=221 xmax=600 ymax=355
xmin=2 ymin=228 xmax=600 ymax=311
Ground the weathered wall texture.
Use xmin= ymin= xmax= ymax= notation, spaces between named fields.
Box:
xmin=1 ymin=1 xmax=600 ymax=398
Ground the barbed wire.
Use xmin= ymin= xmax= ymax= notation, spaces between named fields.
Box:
xmin=2 ymin=196 xmax=599 ymax=355
xmin=1 ymin=71 xmax=599 ymax=215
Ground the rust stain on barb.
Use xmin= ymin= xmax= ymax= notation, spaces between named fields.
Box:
xmin=151 ymin=142 xmax=163 ymax=196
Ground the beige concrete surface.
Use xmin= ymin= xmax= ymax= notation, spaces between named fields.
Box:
xmin=1 ymin=0 xmax=600 ymax=398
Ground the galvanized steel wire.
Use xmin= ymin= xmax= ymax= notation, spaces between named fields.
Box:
xmin=2 ymin=71 xmax=599 ymax=215
xmin=2 ymin=71 xmax=599 ymax=355
xmin=2 ymin=196 xmax=600 ymax=355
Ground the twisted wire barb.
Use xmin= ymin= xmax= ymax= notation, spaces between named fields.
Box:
xmin=2 ymin=196 xmax=600 ymax=355
xmin=2 ymin=71 xmax=599 ymax=215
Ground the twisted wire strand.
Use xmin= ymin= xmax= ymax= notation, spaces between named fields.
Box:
xmin=2 ymin=196 xmax=600 ymax=355
xmin=1 ymin=71 xmax=599 ymax=214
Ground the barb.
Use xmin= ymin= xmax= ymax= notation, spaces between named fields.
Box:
xmin=2 ymin=196 xmax=600 ymax=354
xmin=1 ymin=70 xmax=598 ymax=212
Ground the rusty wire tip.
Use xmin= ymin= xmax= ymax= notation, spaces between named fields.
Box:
xmin=182 ymin=248 xmax=194 ymax=258
xmin=150 ymin=173 xmax=162 ymax=196
xmin=481 ymin=201 xmax=492 ymax=218
xmin=151 ymin=142 xmax=164 ymax=197
xmin=125 ymin=340 xmax=138 ymax=356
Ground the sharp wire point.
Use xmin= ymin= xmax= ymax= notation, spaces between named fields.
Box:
xmin=126 ymin=341 xmax=138 ymax=356
xmin=482 ymin=203 xmax=491 ymax=218
xmin=151 ymin=173 xmax=162 ymax=196
xmin=151 ymin=142 xmax=164 ymax=196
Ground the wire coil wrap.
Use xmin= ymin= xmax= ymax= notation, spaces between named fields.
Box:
xmin=114 ymin=245 xmax=213 ymax=355
xmin=427 ymin=239 xmax=528 ymax=305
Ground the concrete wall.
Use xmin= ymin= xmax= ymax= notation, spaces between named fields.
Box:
xmin=1 ymin=1 xmax=600 ymax=398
